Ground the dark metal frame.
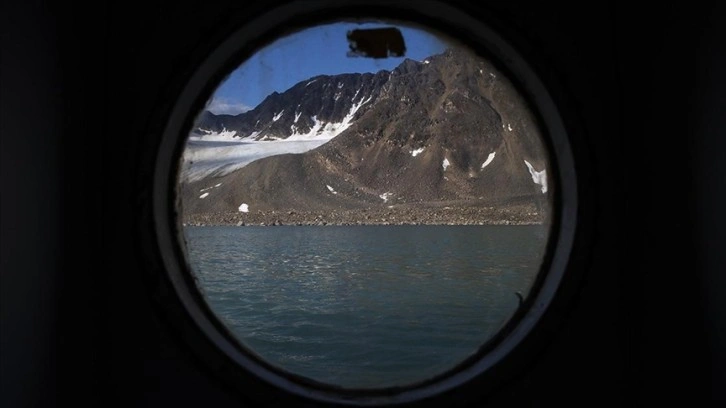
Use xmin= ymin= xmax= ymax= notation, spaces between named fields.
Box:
xmin=149 ymin=1 xmax=584 ymax=406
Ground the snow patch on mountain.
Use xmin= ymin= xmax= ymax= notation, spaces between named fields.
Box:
xmin=288 ymin=95 xmax=371 ymax=141
xmin=481 ymin=152 xmax=496 ymax=169
xmin=195 ymin=128 xmax=237 ymax=139
xmin=524 ymin=160 xmax=547 ymax=193
xmin=199 ymin=183 xmax=222 ymax=192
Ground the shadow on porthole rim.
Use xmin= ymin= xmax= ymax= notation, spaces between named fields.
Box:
xmin=147 ymin=1 xmax=586 ymax=406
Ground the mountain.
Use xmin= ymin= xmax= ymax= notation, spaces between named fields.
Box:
xmin=193 ymin=71 xmax=388 ymax=141
xmin=181 ymin=47 xmax=550 ymax=221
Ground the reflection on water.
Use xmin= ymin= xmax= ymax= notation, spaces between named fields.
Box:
xmin=183 ymin=225 xmax=547 ymax=388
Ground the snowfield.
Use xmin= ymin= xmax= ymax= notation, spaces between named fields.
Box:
xmin=182 ymin=131 xmax=333 ymax=182
xmin=182 ymin=97 xmax=372 ymax=182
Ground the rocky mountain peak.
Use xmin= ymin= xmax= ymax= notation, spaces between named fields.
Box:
xmin=183 ymin=47 xmax=551 ymax=221
xmin=392 ymin=58 xmax=423 ymax=75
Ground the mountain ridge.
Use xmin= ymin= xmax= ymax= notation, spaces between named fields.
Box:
xmin=181 ymin=47 xmax=551 ymax=224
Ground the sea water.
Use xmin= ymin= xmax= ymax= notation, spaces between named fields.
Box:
xmin=182 ymin=225 xmax=548 ymax=388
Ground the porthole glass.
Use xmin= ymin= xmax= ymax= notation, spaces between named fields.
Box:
xmin=175 ymin=19 xmax=554 ymax=390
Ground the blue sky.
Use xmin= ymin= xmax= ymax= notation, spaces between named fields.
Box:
xmin=205 ymin=22 xmax=449 ymax=115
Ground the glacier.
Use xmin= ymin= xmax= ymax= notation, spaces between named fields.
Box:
xmin=182 ymin=96 xmax=372 ymax=182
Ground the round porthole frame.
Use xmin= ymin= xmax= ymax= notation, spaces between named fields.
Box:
xmin=150 ymin=1 xmax=585 ymax=406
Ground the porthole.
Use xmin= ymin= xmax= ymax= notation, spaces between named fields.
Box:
xmin=152 ymin=1 xmax=578 ymax=406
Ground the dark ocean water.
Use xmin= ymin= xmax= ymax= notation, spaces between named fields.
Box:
xmin=182 ymin=225 xmax=548 ymax=388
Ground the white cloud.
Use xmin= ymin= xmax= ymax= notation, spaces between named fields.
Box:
xmin=206 ymin=97 xmax=252 ymax=115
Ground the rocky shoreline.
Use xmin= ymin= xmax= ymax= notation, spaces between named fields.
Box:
xmin=181 ymin=204 xmax=546 ymax=227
